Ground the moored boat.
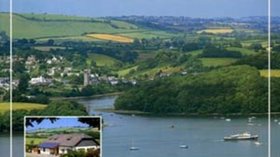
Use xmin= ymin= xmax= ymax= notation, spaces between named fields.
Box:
xmin=179 ymin=145 xmax=188 ymax=149
xmin=130 ymin=146 xmax=139 ymax=151
xmin=224 ymin=132 xmax=258 ymax=141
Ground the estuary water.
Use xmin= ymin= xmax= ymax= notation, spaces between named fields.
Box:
xmin=1 ymin=95 xmax=279 ymax=157
xmin=79 ymin=96 xmax=279 ymax=157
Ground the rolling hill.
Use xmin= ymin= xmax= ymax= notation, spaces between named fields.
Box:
xmin=0 ymin=13 xmax=174 ymax=40
xmin=87 ymin=53 xmax=122 ymax=67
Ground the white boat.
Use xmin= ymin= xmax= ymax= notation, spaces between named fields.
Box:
xmin=130 ymin=146 xmax=139 ymax=151
xmin=129 ymin=139 xmax=139 ymax=151
xmin=179 ymin=145 xmax=188 ymax=149
xmin=225 ymin=118 xmax=231 ymax=122
xmin=224 ymin=132 xmax=258 ymax=141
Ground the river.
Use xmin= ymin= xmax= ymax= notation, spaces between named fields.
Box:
xmin=1 ymin=96 xmax=280 ymax=157
xmin=79 ymin=96 xmax=280 ymax=157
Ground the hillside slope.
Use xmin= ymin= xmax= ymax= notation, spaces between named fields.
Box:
xmin=0 ymin=13 xmax=174 ymax=40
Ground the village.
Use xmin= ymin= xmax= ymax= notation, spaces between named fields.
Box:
xmin=0 ymin=54 xmax=138 ymax=100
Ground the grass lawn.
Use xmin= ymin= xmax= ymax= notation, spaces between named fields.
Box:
xmin=0 ymin=102 xmax=46 ymax=113
xmin=25 ymin=137 xmax=47 ymax=145
xmin=87 ymin=53 xmax=121 ymax=67
xmin=200 ymin=58 xmax=237 ymax=67
xmin=86 ymin=33 xmax=134 ymax=43
xmin=188 ymin=49 xmax=203 ymax=56
xmin=117 ymin=66 xmax=138 ymax=76
xmin=0 ymin=13 xmax=139 ymax=39
xmin=241 ymin=39 xmax=268 ymax=48
xmin=197 ymin=28 xmax=233 ymax=34
xmin=259 ymin=69 xmax=280 ymax=77
xmin=120 ymin=30 xmax=176 ymax=39
xmin=0 ymin=13 xmax=174 ymax=40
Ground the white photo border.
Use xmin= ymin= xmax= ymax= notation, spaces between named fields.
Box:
xmin=23 ymin=116 xmax=103 ymax=157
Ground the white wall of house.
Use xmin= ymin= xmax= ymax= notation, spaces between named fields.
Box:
xmin=59 ymin=146 xmax=73 ymax=154
xmin=74 ymin=146 xmax=99 ymax=152
xmin=39 ymin=148 xmax=51 ymax=155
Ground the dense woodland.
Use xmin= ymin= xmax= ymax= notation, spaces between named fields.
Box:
xmin=115 ymin=65 xmax=280 ymax=114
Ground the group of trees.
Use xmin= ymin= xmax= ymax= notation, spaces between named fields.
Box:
xmin=199 ymin=46 xmax=243 ymax=58
xmin=58 ymin=41 xmax=138 ymax=63
xmin=0 ymin=100 xmax=87 ymax=132
xmin=115 ymin=65 xmax=272 ymax=115
xmin=0 ymin=31 xmax=9 ymax=55
xmin=62 ymin=149 xmax=100 ymax=157
xmin=235 ymin=52 xmax=280 ymax=69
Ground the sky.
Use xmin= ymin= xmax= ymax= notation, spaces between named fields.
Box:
xmin=26 ymin=118 xmax=90 ymax=131
xmin=0 ymin=0 xmax=278 ymax=18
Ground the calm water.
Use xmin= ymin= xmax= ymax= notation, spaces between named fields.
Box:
xmin=79 ymin=96 xmax=279 ymax=157
xmin=0 ymin=134 xmax=23 ymax=157
xmin=2 ymin=96 xmax=280 ymax=157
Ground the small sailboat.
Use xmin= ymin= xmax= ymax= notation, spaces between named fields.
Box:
xmin=130 ymin=146 xmax=139 ymax=151
xmin=129 ymin=139 xmax=139 ymax=151
xmin=225 ymin=118 xmax=231 ymax=122
xmin=179 ymin=144 xmax=188 ymax=149
xmin=254 ymin=141 xmax=262 ymax=145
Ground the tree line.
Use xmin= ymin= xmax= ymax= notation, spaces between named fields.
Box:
xmin=115 ymin=65 xmax=276 ymax=115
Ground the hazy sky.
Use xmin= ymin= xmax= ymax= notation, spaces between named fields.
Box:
xmin=0 ymin=0 xmax=279 ymax=18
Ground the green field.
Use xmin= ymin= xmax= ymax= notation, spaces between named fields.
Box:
xmin=117 ymin=66 xmax=138 ymax=76
xmin=260 ymin=69 xmax=280 ymax=77
xmin=188 ymin=47 xmax=255 ymax=57
xmin=0 ymin=13 xmax=138 ymax=39
xmin=241 ymin=40 xmax=268 ymax=48
xmin=197 ymin=28 xmax=233 ymax=34
xmin=0 ymin=102 xmax=46 ymax=113
xmin=119 ymin=30 xmax=176 ymax=39
xmin=227 ymin=47 xmax=256 ymax=55
xmin=0 ymin=13 xmax=174 ymax=40
xmin=200 ymin=58 xmax=237 ymax=67
xmin=189 ymin=49 xmax=203 ymax=56
xmin=87 ymin=53 xmax=121 ymax=67
xmin=25 ymin=137 xmax=47 ymax=145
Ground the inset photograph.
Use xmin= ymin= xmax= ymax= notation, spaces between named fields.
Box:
xmin=24 ymin=116 xmax=101 ymax=157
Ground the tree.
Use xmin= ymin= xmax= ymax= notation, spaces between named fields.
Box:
xmin=115 ymin=65 xmax=268 ymax=115
xmin=250 ymin=43 xmax=263 ymax=52
xmin=13 ymin=61 xmax=26 ymax=74
xmin=78 ymin=117 xmax=101 ymax=130
xmin=47 ymin=39 xmax=54 ymax=46
xmin=18 ymin=73 xmax=30 ymax=93
xmin=0 ymin=31 xmax=9 ymax=43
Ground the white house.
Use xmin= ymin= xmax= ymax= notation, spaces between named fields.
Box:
xmin=38 ymin=133 xmax=99 ymax=156
xmin=30 ymin=76 xmax=52 ymax=85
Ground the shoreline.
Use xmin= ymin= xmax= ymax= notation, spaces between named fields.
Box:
xmin=50 ymin=92 xmax=122 ymax=100
xmin=96 ymin=108 xmax=280 ymax=117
